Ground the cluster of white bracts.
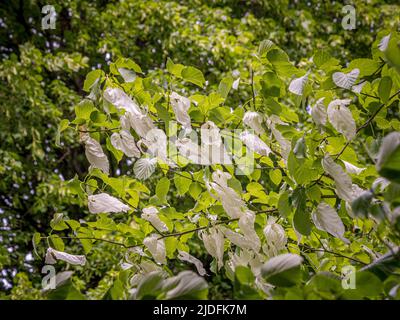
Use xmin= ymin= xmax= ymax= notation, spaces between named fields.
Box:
xmin=205 ymin=169 xmax=289 ymax=274
xmin=262 ymin=217 xmax=287 ymax=257
xmin=311 ymin=98 xmax=356 ymax=141
xmin=175 ymin=121 xmax=232 ymax=165
xmin=206 ymin=170 xmax=246 ymax=219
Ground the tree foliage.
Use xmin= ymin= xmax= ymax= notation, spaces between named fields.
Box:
xmin=1 ymin=0 xmax=400 ymax=300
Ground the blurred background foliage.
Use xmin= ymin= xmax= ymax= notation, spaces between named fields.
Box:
xmin=0 ymin=0 xmax=399 ymax=299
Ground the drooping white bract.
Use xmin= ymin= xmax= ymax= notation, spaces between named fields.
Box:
xmin=110 ymin=130 xmax=141 ymax=158
xmin=175 ymin=137 xmax=202 ymax=164
xmin=262 ymin=217 xmax=287 ymax=257
xmin=200 ymin=121 xmax=232 ymax=165
xmin=199 ymin=227 xmax=225 ymax=270
xmin=342 ymin=160 xmax=366 ymax=175
xmin=352 ymin=81 xmax=366 ymax=94
xmin=376 ymin=132 xmax=400 ymax=173
xmin=163 ymin=271 xmax=208 ymax=300
xmin=332 ymin=68 xmax=360 ymax=89
xmin=88 ymin=193 xmax=130 ymax=214
xmin=206 ymin=170 xmax=245 ymax=219
xmin=288 ymin=71 xmax=309 ymax=96
xmin=238 ymin=210 xmax=261 ymax=252
xmin=266 ymin=115 xmax=291 ymax=161
xmin=81 ymin=133 xmax=109 ymax=174
xmin=227 ymin=249 xmax=263 ymax=277
xmin=143 ymin=234 xmax=166 ymax=264
xmin=45 ymin=248 xmax=86 ymax=266
xmin=311 ymin=98 xmax=327 ymax=126
xmin=103 ymin=87 xmax=142 ymax=115
xmin=239 ymin=131 xmax=271 ymax=157
xmin=141 ymin=206 xmax=168 ymax=232
xmin=327 ymin=99 xmax=356 ymax=141
xmin=170 ymin=92 xmax=192 ymax=130
xmin=124 ymin=110 xmax=156 ymax=139
xmin=312 ymin=202 xmax=349 ymax=243
xmin=220 ymin=226 xmax=255 ymax=250
xmin=378 ymin=33 xmax=391 ymax=52
xmin=103 ymin=87 xmax=155 ymax=138
xmin=261 ymin=253 xmax=303 ymax=278
xmin=322 ymin=155 xmax=353 ymax=202
xmin=243 ymin=111 xmax=265 ymax=135
xmin=177 ymin=250 xmax=207 ymax=276
xmin=133 ymin=157 xmax=157 ymax=180
xmin=140 ymin=128 xmax=174 ymax=166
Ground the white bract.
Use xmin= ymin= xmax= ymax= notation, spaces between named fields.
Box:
xmin=342 ymin=160 xmax=366 ymax=175
xmin=143 ymin=234 xmax=166 ymax=264
xmin=232 ymin=78 xmax=240 ymax=90
xmin=170 ymin=92 xmax=192 ymax=130
xmin=327 ymin=99 xmax=356 ymax=141
xmin=312 ymin=202 xmax=349 ymax=243
xmin=261 ymin=253 xmax=303 ymax=278
xmin=88 ymin=193 xmax=130 ymax=214
xmin=103 ymin=87 xmax=156 ymax=138
xmin=322 ymin=155 xmax=353 ymax=202
xmin=378 ymin=33 xmax=391 ymax=52
xmin=81 ymin=133 xmax=109 ymax=174
xmin=200 ymin=121 xmax=232 ymax=165
xmin=220 ymin=226 xmax=256 ymax=251
xmin=332 ymin=68 xmax=360 ymax=89
xmin=243 ymin=111 xmax=265 ymax=135
xmin=288 ymin=71 xmax=309 ymax=95
xmin=311 ymin=98 xmax=327 ymax=126
xmin=133 ymin=157 xmax=157 ymax=180
xmin=199 ymin=227 xmax=224 ymax=270
xmin=45 ymin=248 xmax=86 ymax=266
xmin=110 ymin=130 xmax=141 ymax=158
xmin=177 ymin=250 xmax=207 ymax=276
xmin=263 ymin=217 xmax=287 ymax=257
xmin=239 ymin=131 xmax=271 ymax=156
xmin=266 ymin=115 xmax=291 ymax=160
xmin=376 ymin=132 xmax=400 ymax=172
xmin=206 ymin=170 xmax=245 ymax=219
xmin=238 ymin=211 xmax=261 ymax=252
xmin=141 ymin=206 xmax=168 ymax=232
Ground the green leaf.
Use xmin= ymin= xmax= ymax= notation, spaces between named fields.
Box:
xmin=218 ymin=76 xmax=233 ymax=99
xmin=135 ymin=271 xmax=164 ymax=300
xmin=378 ymin=76 xmax=392 ymax=103
xmin=292 ymin=188 xmax=311 ymax=235
xmin=83 ymin=69 xmax=104 ymax=92
xmin=47 ymin=279 xmax=86 ymax=300
xmin=49 ymin=234 xmax=65 ymax=251
xmin=351 ymin=191 xmax=373 ymax=217
xmin=166 ymin=58 xmax=184 ymax=78
xmin=269 ymin=169 xmax=282 ymax=185
xmin=235 ymin=266 xmax=255 ymax=285
xmin=32 ymin=232 xmax=41 ymax=258
xmin=156 ymin=177 xmax=171 ymax=203
xmin=56 ymin=119 xmax=69 ymax=147
xmin=75 ymin=99 xmax=95 ymax=120
xmin=174 ymin=172 xmax=192 ymax=196
xmin=182 ymin=66 xmax=205 ymax=87
xmin=278 ymin=192 xmax=291 ymax=218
